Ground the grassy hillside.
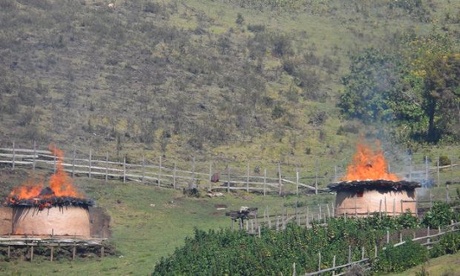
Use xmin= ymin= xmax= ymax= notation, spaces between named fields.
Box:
xmin=0 ymin=0 xmax=458 ymax=169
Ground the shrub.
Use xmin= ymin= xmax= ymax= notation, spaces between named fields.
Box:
xmin=438 ymin=156 xmax=451 ymax=166
xmin=372 ymin=240 xmax=428 ymax=273
xmin=421 ymin=202 xmax=457 ymax=228
xmin=430 ymin=232 xmax=460 ymax=258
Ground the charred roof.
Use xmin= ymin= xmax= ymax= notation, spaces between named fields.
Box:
xmin=328 ymin=180 xmax=421 ymax=192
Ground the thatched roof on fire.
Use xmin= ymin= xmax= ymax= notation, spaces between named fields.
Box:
xmin=328 ymin=180 xmax=421 ymax=192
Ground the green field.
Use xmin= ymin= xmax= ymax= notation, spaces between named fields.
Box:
xmin=1 ymin=167 xmax=459 ymax=275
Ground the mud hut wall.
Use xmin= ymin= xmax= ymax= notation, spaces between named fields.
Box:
xmin=334 ymin=189 xmax=417 ymax=217
xmin=12 ymin=206 xmax=91 ymax=237
xmin=0 ymin=207 xmax=12 ymax=235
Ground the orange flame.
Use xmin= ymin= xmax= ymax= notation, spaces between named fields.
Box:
xmin=341 ymin=141 xmax=400 ymax=182
xmin=8 ymin=145 xmax=82 ymax=200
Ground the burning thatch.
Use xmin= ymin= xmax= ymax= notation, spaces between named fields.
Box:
xmin=328 ymin=180 xmax=421 ymax=192
xmin=4 ymin=145 xmax=94 ymax=211
xmin=6 ymin=194 xmax=94 ymax=210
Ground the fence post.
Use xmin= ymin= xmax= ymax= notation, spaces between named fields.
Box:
xmin=12 ymin=140 xmax=15 ymax=170
xmin=105 ymin=152 xmax=109 ymax=183
xmin=123 ymin=157 xmax=126 ymax=183
xmin=159 ymin=156 xmax=162 ymax=187
xmin=53 ymin=145 xmax=57 ymax=172
xmin=315 ymin=159 xmax=318 ymax=194
xmin=227 ymin=164 xmax=230 ymax=193
xmin=192 ymin=156 xmax=196 ymax=186
xmin=263 ymin=168 xmax=267 ymax=196
xmin=173 ymin=162 xmax=177 ymax=189
xmin=32 ymin=141 xmax=36 ymax=171
xmin=209 ymin=162 xmax=213 ymax=191
xmin=88 ymin=149 xmax=92 ymax=179
xmin=278 ymin=163 xmax=282 ymax=195
xmin=246 ymin=162 xmax=250 ymax=193
xmin=72 ymin=146 xmax=76 ymax=177
xmin=436 ymin=156 xmax=440 ymax=187
xmin=296 ymin=169 xmax=299 ymax=196
xmin=348 ymin=245 xmax=351 ymax=263
xmin=292 ymin=262 xmax=296 ymax=276
xmin=318 ymin=252 xmax=321 ymax=271
xmin=332 ymin=255 xmax=336 ymax=276
xmin=141 ymin=155 xmax=145 ymax=184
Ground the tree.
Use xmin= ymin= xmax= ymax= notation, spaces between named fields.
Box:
xmin=338 ymin=48 xmax=402 ymax=123
xmin=400 ymin=32 xmax=460 ymax=142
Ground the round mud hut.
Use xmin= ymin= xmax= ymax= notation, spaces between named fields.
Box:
xmin=328 ymin=180 xmax=421 ymax=217
xmin=12 ymin=206 xmax=91 ymax=238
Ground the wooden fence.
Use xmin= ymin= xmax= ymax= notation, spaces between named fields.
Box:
xmin=1 ymin=143 xmax=454 ymax=196
xmin=0 ymin=144 xmax=332 ymax=195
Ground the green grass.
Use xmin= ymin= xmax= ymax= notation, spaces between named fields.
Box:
xmin=0 ymin=172 xmax=332 ymax=275
xmin=1 ymin=168 xmax=459 ymax=275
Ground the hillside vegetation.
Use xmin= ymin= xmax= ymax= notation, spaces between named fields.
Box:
xmin=1 ymin=0 xmax=459 ymax=169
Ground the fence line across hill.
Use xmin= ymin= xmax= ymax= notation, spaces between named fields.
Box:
xmin=0 ymin=142 xmax=458 ymax=196
xmin=0 ymin=144 xmax=325 ymax=195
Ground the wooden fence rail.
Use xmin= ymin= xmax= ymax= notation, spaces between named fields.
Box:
xmin=0 ymin=146 xmax=330 ymax=195
xmin=1 ymin=144 xmax=453 ymax=197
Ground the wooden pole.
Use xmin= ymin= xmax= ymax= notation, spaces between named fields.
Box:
xmin=246 ymin=162 xmax=250 ymax=192
xmin=209 ymin=162 xmax=213 ymax=191
xmin=12 ymin=140 xmax=15 ymax=170
xmin=141 ymin=155 xmax=145 ymax=184
xmin=123 ymin=157 xmax=126 ymax=183
xmin=101 ymin=246 xmax=105 ymax=258
xmin=263 ymin=168 xmax=267 ymax=196
xmin=173 ymin=162 xmax=177 ymax=189
xmin=89 ymin=149 xmax=92 ymax=178
xmin=30 ymin=245 xmax=34 ymax=261
xmin=32 ymin=140 xmax=36 ymax=171
xmin=318 ymin=252 xmax=321 ymax=271
xmin=72 ymin=242 xmax=76 ymax=260
xmin=158 ymin=155 xmax=162 ymax=187
xmin=227 ymin=164 xmax=230 ymax=193
xmin=437 ymin=156 xmax=440 ymax=187
xmin=278 ymin=163 xmax=282 ymax=195
xmin=53 ymin=144 xmax=57 ymax=172
xmin=192 ymin=156 xmax=195 ymax=186
xmin=50 ymin=246 xmax=54 ymax=262
xmin=348 ymin=245 xmax=351 ymax=263
xmin=332 ymin=255 xmax=336 ymax=276
xmin=296 ymin=169 xmax=299 ymax=196
xmin=105 ymin=152 xmax=109 ymax=183
xmin=315 ymin=159 xmax=318 ymax=194
xmin=72 ymin=146 xmax=76 ymax=178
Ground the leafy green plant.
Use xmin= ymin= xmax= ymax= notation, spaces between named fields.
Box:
xmin=372 ymin=240 xmax=428 ymax=273
xmin=421 ymin=202 xmax=457 ymax=228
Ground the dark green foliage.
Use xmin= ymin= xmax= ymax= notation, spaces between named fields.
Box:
xmin=152 ymin=216 xmax=420 ymax=275
xmin=338 ymin=48 xmax=402 ymax=123
xmin=438 ymin=156 xmax=451 ymax=166
xmin=372 ymin=240 xmax=428 ymax=273
xmin=430 ymin=232 xmax=460 ymax=258
xmin=421 ymin=202 xmax=458 ymax=228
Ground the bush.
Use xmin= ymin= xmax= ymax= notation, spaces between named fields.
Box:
xmin=438 ymin=156 xmax=451 ymax=166
xmin=430 ymin=232 xmax=460 ymax=258
xmin=373 ymin=240 xmax=428 ymax=273
xmin=421 ymin=202 xmax=457 ymax=228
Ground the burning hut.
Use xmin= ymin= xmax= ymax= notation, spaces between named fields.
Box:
xmin=2 ymin=146 xmax=96 ymax=238
xmin=329 ymin=142 xmax=421 ymax=217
